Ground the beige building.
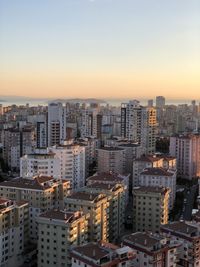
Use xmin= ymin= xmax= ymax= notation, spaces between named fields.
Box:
xmin=170 ymin=134 xmax=200 ymax=180
xmin=37 ymin=210 xmax=89 ymax=267
xmin=87 ymin=172 xmax=130 ymax=205
xmin=132 ymin=154 xmax=176 ymax=187
xmin=0 ymin=176 xmax=70 ymax=241
xmin=121 ymin=100 xmax=157 ymax=154
xmin=97 ymin=147 xmax=126 ymax=174
xmin=71 ymin=242 xmax=135 ymax=267
xmin=139 ymin=167 xmax=176 ymax=209
xmin=161 ymin=221 xmax=200 ymax=267
xmin=83 ymin=182 xmax=126 ymax=242
xmin=123 ymin=232 xmax=180 ymax=267
xmin=65 ymin=191 xmax=109 ymax=242
xmin=0 ymin=198 xmax=29 ymax=267
xmin=133 ymin=186 xmax=170 ymax=233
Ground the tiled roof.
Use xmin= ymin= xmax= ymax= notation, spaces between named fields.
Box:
xmin=140 ymin=168 xmax=174 ymax=176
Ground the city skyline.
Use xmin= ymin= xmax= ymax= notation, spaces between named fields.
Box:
xmin=1 ymin=0 xmax=200 ymax=98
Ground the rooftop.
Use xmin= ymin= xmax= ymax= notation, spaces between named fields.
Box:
xmin=66 ymin=191 xmax=104 ymax=202
xmin=123 ymin=233 xmax=161 ymax=250
xmin=161 ymin=222 xmax=199 ymax=237
xmin=98 ymin=147 xmax=125 ymax=151
xmin=140 ymin=167 xmax=174 ymax=176
xmin=72 ymin=243 xmax=109 ymax=261
xmin=87 ymin=172 xmax=125 ymax=183
xmin=86 ymin=182 xmax=122 ymax=192
xmin=39 ymin=209 xmax=83 ymax=223
xmin=0 ymin=176 xmax=56 ymax=190
xmin=133 ymin=186 xmax=169 ymax=195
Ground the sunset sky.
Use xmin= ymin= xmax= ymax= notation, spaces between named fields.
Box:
xmin=0 ymin=0 xmax=200 ymax=99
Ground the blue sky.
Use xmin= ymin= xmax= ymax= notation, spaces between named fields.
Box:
xmin=0 ymin=0 xmax=200 ymax=98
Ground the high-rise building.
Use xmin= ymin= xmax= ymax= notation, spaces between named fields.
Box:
xmin=0 ymin=198 xmax=29 ymax=267
xmin=70 ymin=242 xmax=135 ymax=267
xmin=65 ymin=191 xmax=109 ymax=242
xmin=49 ymin=141 xmax=85 ymax=189
xmin=147 ymin=99 xmax=154 ymax=107
xmin=80 ymin=108 xmax=102 ymax=138
xmin=2 ymin=127 xmax=35 ymax=170
xmin=132 ymin=186 xmax=169 ymax=233
xmin=170 ymin=134 xmax=200 ymax=180
xmin=37 ymin=210 xmax=89 ymax=267
xmin=121 ymin=100 xmax=157 ymax=153
xmin=156 ymin=96 xmax=165 ymax=108
xmin=0 ymin=176 xmax=70 ymax=241
xmin=48 ymin=102 xmax=66 ymax=146
xmin=97 ymin=147 xmax=126 ymax=174
xmin=123 ymin=232 xmax=180 ymax=267
xmin=0 ymin=104 xmax=3 ymax=116
xmin=83 ymin=182 xmax=126 ymax=242
xmin=36 ymin=114 xmax=47 ymax=148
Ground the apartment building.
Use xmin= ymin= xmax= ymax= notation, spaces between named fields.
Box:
xmin=49 ymin=141 xmax=85 ymax=189
xmin=123 ymin=232 xmax=180 ymax=267
xmin=156 ymin=96 xmax=165 ymax=108
xmin=121 ymin=100 xmax=157 ymax=154
xmin=87 ymin=172 xmax=130 ymax=205
xmin=139 ymin=167 xmax=176 ymax=209
xmin=70 ymin=242 xmax=135 ymax=267
xmin=0 ymin=176 xmax=70 ymax=241
xmin=83 ymin=182 xmax=126 ymax=242
xmin=37 ymin=210 xmax=89 ymax=267
xmin=80 ymin=108 xmax=102 ymax=139
xmin=97 ymin=147 xmax=126 ymax=174
xmin=161 ymin=221 xmax=200 ymax=267
xmin=133 ymin=186 xmax=169 ymax=233
xmin=48 ymin=102 xmax=66 ymax=146
xmin=170 ymin=134 xmax=200 ymax=180
xmin=0 ymin=198 xmax=29 ymax=267
xmin=76 ymin=137 xmax=100 ymax=177
xmin=2 ymin=127 xmax=35 ymax=170
xmin=20 ymin=152 xmax=60 ymax=178
xmin=36 ymin=114 xmax=47 ymax=148
xmin=65 ymin=191 xmax=109 ymax=242
xmin=132 ymin=154 xmax=176 ymax=187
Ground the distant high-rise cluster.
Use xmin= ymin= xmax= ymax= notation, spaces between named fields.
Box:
xmin=0 ymin=97 xmax=200 ymax=266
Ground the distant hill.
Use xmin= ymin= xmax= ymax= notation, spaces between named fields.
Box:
xmin=51 ymin=98 xmax=107 ymax=104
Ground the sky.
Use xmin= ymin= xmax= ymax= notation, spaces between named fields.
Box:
xmin=0 ymin=0 xmax=200 ymax=100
